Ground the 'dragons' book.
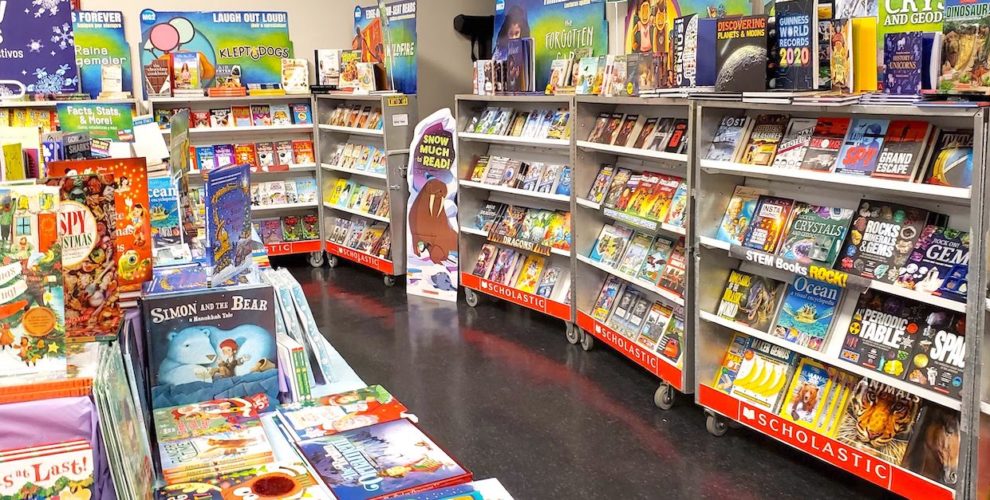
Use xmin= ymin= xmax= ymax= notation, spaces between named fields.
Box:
xmin=142 ymin=284 xmax=279 ymax=409
xmin=206 ymin=163 xmax=253 ymax=284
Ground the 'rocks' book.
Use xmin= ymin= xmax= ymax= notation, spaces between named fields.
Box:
xmin=838 ymin=199 xmax=940 ymax=283
xmin=142 ymin=284 xmax=279 ymax=409
xmin=0 ymin=186 xmax=65 ymax=378
xmin=777 ymin=203 xmax=854 ymax=267
xmin=772 ymin=276 xmax=843 ymax=351
xmin=48 ymin=158 xmax=153 ymax=295
xmin=47 ymin=174 xmax=121 ymax=341
xmin=205 ymin=163 xmax=253 ymax=285
xmin=895 ymin=225 xmax=969 ymax=302
xmin=299 ymin=418 xmax=472 ymax=500
xmin=715 ymin=15 xmax=769 ymax=92
xmin=279 ymin=385 xmax=409 ymax=442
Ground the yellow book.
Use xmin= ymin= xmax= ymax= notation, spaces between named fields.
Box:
xmin=852 ymin=17 xmax=878 ymax=93
xmin=0 ymin=109 xmax=9 ymax=126
xmin=514 ymin=254 xmax=545 ymax=294
xmin=326 ymin=178 xmax=347 ymax=205
xmin=825 ymin=374 xmax=855 ymax=438
xmin=10 ymin=109 xmax=28 ymax=127
xmin=1 ymin=143 xmax=25 ymax=181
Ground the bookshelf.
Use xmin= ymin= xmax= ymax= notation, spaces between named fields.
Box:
xmin=455 ymin=94 xmax=575 ymax=334
xmin=571 ymin=95 xmax=694 ymax=409
xmin=148 ymin=94 xmax=323 ymax=266
xmin=691 ymin=101 xmax=986 ymax=499
xmin=313 ymin=93 xmax=416 ymax=286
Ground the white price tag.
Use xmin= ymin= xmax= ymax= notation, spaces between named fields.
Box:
xmin=392 ymin=113 xmax=409 ymax=127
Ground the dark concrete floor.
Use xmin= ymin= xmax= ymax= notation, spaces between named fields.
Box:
xmin=288 ymin=261 xmax=888 ymax=499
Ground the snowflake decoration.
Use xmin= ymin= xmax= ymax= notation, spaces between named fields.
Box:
xmin=26 ymin=65 xmax=76 ymax=94
xmin=32 ymin=0 xmax=64 ymax=17
xmin=0 ymin=86 xmax=14 ymax=98
xmin=51 ymin=23 xmax=73 ymax=50
xmin=27 ymin=40 xmax=43 ymax=53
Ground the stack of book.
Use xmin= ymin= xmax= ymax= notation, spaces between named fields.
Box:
xmin=589 ymin=227 xmax=687 ymax=296
xmin=255 ymin=214 xmax=321 ymax=244
xmin=474 ymin=201 xmax=572 ymax=255
xmin=0 ymin=439 xmax=95 ymax=498
xmin=587 ymin=166 xmax=688 ymax=228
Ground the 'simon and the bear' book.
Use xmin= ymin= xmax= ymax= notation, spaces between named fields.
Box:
xmin=142 ymin=284 xmax=279 ymax=409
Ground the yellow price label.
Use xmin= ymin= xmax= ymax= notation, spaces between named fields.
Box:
xmin=386 ymin=95 xmax=408 ymax=107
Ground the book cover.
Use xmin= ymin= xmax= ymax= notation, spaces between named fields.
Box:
xmin=939 ymin=0 xmax=990 ymax=94
xmin=260 ymin=219 xmax=284 ymax=245
xmin=632 ymin=117 xmax=659 ymax=149
xmin=47 ymin=174 xmax=121 ymax=341
xmin=839 ymin=289 xmax=928 ymax=379
xmin=209 ymin=108 xmax=232 ymax=128
xmin=771 ymin=118 xmax=818 ymax=169
xmin=231 ymin=106 xmax=252 ymax=127
xmin=773 ymin=276 xmax=843 ymax=350
xmin=586 ymin=112 xmax=612 ymax=143
xmin=902 ymin=406 xmax=961 ymax=486
xmin=205 ymin=164 xmax=252 ymax=283
xmin=836 ymin=379 xmax=922 ymax=464
xmin=589 ymin=224 xmax=633 ymax=267
xmin=635 ymin=302 xmax=674 ymax=352
xmin=291 ymin=103 xmax=313 ymax=125
xmin=298 ymin=418 xmax=471 ymax=500
xmin=586 ymin=165 xmax=615 ymax=204
xmin=835 ymin=118 xmax=890 ymax=176
xmin=663 ymin=119 xmax=689 ymax=154
xmin=617 ymin=233 xmax=654 ymax=276
xmin=213 ymin=144 xmax=236 ymax=168
xmin=172 ymin=51 xmax=201 ymax=91
xmin=0 ymin=441 xmax=94 ymax=498
xmin=665 ymin=182 xmax=689 ymax=228
xmin=925 ymin=130 xmax=974 ymax=188
xmin=717 ymin=270 xmax=784 ymax=331
xmin=873 ymin=120 xmax=934 ymax=181
xmin=742 ymin=196 xmax=795 ymax=253
xmin=575 ymin=57 xmax=600 ymax=95
xmin=514 ymin=255 xmax=546 ymax=294
xmin=779 ymin=358 xmax=833 ymax=427
xmin=657 ymin=239 xmax=687 ymax=295
xmin=674 ymin=14 xmax=718 ymax=87
xmin=838 ymin=199 xmax=936 ymax=282
xmin=251 ymin=105 xmax=272 ymax=127
xmin=613 ymin=114 xmax=640 ymax=147
xmin=535 ymin=267 xmax=561 ymax=299
xmin=740 ymin=114 xmax=789 ymax=166
xmin=276 ymin=141 xmax=295 ymax=165
xmin=280 ymin=385 xmax=409 ymax=442
xmin=472 ymin=244 xmax=499 ymax=278
xmin=613 ymin=173 xmax=641 ymax=212
xmin=159 ymin=425 xmax=272 ymax=478
xmin=195 ymin=146 xmax=217 ymax=172
xmin=884 ymin=32 xmax=923 ymax=94
xmin=895 ymin=225 xmax=969 ymax=302
xmin=602 ymin=168 xmax=632 ymax=209
xmin=799 ymin=117 xmax=852 ymax=171
xmin=234 ymin=143 xmax=259 ymax=169
xmin=606 ymin=285 xmax=640 ymax=336
xmin=190 ymin=111 xmax=210 ymax=129
xmin=156 ymin=461 xmax=325 ymax=500
xmin=657 ymin=313 xmax=685 ymax=365
xmin=282 ymin=215 xmax=303 ymax=242
xmin=256 ymin=142 xmax=276 ymax=170
xmin=715 ymin=185 xmax=767 ymax=245
xmin=906 ymin=309 xmax=965 ymax=398
xmin=637 ymin=236 xmax=675 ymax=286
xmin=153 ymin=393 xmax=268 ymax=442
xmin=830 ymin=19 xmax=854 ymax=93
xmin=644 ymin=175 xmax=682 ymax=222
xmin=706 ymin=115 xmax=750 ymax=161
xmin=715 ymin=16 xmax=770 ymax=92
xmin=712 ymin=333 xmax=753 ymax=392
xmin=591 ymin=276 xmax=623 ymax=321
xmin=142 ymin=284 xmax=279 ymax=409
xmin=292 ymin=140 xmax=316 ymax=165
xmin=271 ymin=104 xmax=293 ymax=126
xmin=775 ymin=0 xmax=819 ymax=90
xmin=778 ymin=203 xmax=854 ymax=267
xmin=730 ymin=337 xmax=800 ymax=412
xmin=149 ymin=176 xmax=183 ymax=250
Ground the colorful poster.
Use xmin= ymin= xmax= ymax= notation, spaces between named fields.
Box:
xmin=0 ymin=0 xmax=79 ymax=95
xmin=354 ymin=6 xmax=386 ymax=66
xmin=493 ymin=0 xmax=609 ymax=90
xmin=56 ymin=102 xmax=134 ymax=142
xmin=72 ymin=10 xmax=132 ymax=99
xmin=139 ymin=10 xmax=293 ymax=88
xmin=406 ymin=109 xmax=458 ymax=302
xmin=382 ymin=0 xmax=418 ymax=95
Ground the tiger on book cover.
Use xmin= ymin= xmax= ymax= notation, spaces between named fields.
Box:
xmin=835 ymin=378 xmax=922 ymax=465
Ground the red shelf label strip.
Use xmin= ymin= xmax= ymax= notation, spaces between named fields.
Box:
xmin=461 ymin=273 xmax=570 ymax=321
xmin=266 ymin=240 xmax=322 ymax=257
xmin=325 ymin=241 xmax=395 ymax=274
xmin=576 ymin=312 xmax=682 ymax=390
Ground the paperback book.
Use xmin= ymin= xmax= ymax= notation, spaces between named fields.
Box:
xmin=706 ymin=115 xmax=750 ymax=161
xmin=729 ymin=337 xmax=799 ymax=412
xmin=771 ymin=118 xmax=818 ymax=169
xmin=280 ymin=385 xmax=409 ymax=441
xmin=742 ymin=196 xmax=795 ymax=254
xmin=925 ymin=130 xmax=974 ymax=188
xmin=153 ymin=393 xmax=269 ymax=442
xmin=872 ymin=120 xmax=934 ymax=181
xmin=740 ymin=114 xmax=790 ymax=166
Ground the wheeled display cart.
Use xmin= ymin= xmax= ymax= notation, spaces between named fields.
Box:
xmin=692 ymin=101 xmax=987 ymax=500
xmin=455 ymin=94 xmax=575 ymax=333
xmin=572 ymin=96 xmax=695 ymax=410
xmin=148 ymin=94 xmax=323 ymax=267
xmin=314 ymin=93 xmax=416 ymax=286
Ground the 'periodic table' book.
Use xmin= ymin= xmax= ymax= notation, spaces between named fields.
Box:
xmin=205 ymin=163 xmax=252 ymax=284
xmin=838 ymin=199 xmax=941 ymax=283
xmin=872 ymin=120 xmax=934 ymax=181
xmin=840 ymin=289 xmax=934 ymax=380
xmin=777 ymin=202 xmax=854 ymax=267
xmin=895 ymin=225 xmax=969 ymax=303
xmin=834 ymin=118 xmax=890 ymax=176
xmin=299 ymin=418 xmax=472 ymax=500
xmin=142 ymin=284 xmax=279 ymax=409
xmin=46 ymin=173 xmax=121 ymax=341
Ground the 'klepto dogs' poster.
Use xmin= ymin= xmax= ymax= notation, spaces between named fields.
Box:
xmin=142 ymin=284 xmax=278 ymax=409
xmin=406 ymin=109 xmax=458 ymax=302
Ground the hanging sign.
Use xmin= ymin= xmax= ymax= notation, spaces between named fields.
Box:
xmin=56 ymin=102 xmax=133 ymax=142
xmin=0 ymin=0 xmax=79 ymax=95
xmin=72 ymin=10 xmax=132 ymax=98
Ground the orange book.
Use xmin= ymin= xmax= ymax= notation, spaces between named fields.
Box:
xmin=234 ymin=143 xmax=259 ymax=169
xmin=0 ymin=378 xmax=92 ymax=404
xmin=47 ymin=158 xmax=153 ymax=294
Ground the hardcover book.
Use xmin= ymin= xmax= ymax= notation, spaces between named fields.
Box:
xmin=772 ymin=276 xmax=843 ymax=350
xmin=895 ymin=225 xmax=969 ymax=302
xmin=280 ymin=385 xmax=409 ymax=442
xmin=883 ymin=32 xmax=923 ymax=94
xmin=740 ymin=114 xmax=790 ymax=166
xmin=729 ymin=336 xmax=799 ymax=412
xmin=771 ymin=118 xmax=818 ymax=169
xmin=774 ymin=0 xmax=819 ymax=90
xmin=902 ymin=406 xmax=961 ymax=486
xmin=706 ymin=115 xmax=750 ymax=161
xmin=830 ymin=19 xmax=854 ymax=93
xmin=715 ymin=16 xmax=770 ymax=92
xmin=838 ymin=199 xmax=938 ymax=283
xmin=836 ymin=379 xmax=922 ymax=464
xmin=840 ymin=289 xmax=928 ymax=379
xmin=938 ymin=0 xmax=990 ymax=95
xmin=717 ymin=270 xmax=784 ymax=331
xmin=777 ymin=203 xmax=854 ymax=267
xmin=742 ymin=196 xmax=795 ymax=254
xmin=674 ymin=14 xmax=718 ymax=87
xmin=715 ymin=185 xmax=767 ymax=245
xmin=0 ymin=440 xmax=94 ymax=498
xmin=799 ymin=117 xmax=852 ymax=171
xmin=873 ymin=120 xmax=934 ymax=181
xmin=834 ymin=118 xmax=890 ymax=176
xmin=142 ymin=284 xmax=279 ymax=409
xmin=925 ymin=130 xmax=974 ymax=188
xmin=779 ymin=358 xmax=833 ymax=427
xmin=205 ymin=164 xmax=252 ymax=284
xmin=905 ymin=308 xmax=965 ymax=398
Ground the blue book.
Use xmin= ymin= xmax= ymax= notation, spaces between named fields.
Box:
xmin=291 ymin=103 xmax=313 ymax=125
xmin=834 ymin=118 xmax=889 ymax=176
xmin=205 ymin=163 xmax=252 ymax=283
xmin=772 ymin=276 xmax=842 ymax=351
xmin=674 ymin=15 xmax=718 ymax=87
xmin=149 ymin=176 xmax=182 ymax=249
xmin=883 ymin=32 xmax=922 ymax=95
xmin=554 ymin=166 xmax=572 ymax=196
xmin=194 ymin=146 xmax=216 ymax=172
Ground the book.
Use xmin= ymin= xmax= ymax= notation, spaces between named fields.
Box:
xmin=145 ymin=59 xmax=171 ymax=97
xmin=515 ymin=255 xmax=546 ymax=293
xmin=852 ymin=17 xmax=879 ymax=92
xmin=830 ymin=19 xmax=854 ymax=93
xmin=774 ymin=0 xmax=819 ymax=90
xmin=190 ymin=111 xmax=210 ymax=129
xmin=586 ymin=165 xmax=615 ymax=204
xmin=632 ymin=117 xmax=659 ymax=149
xmin=234 ymin=143 xmax=258 ymax=169
xmin=836 ymin=379 xmax=922 ymax=464
xmin=657 ymin=313 xmax=685 ymax=366
xmin=613 ymin=114 xmax=640 ymax=147
xmin=706 ymin=115 xmax=751 ymax=161
xmin=663 ymin=119 xmax=689 ymax=154
xmin=617 ymin=233 xmax=654 ymax=276
xmin=298 ymin=418 xmax=471 ymax=499
xmin=153 ymin=393 xmax=268 ymax=442
xmin=715 ymin=15 xmax=769 ymax=92
xmin=715 ymin=185 xmax=766 ymax=245
xmin=589 ymin=224 xmax=633 ymax=268
xmin=771 ymin=118 xmax=817 ymax=169
xmin=256 ymin=142 xmax=276 ymax=171
xmin=535 ymin=267 xmax=561 ymax=299
xmin=575 ymin=57 xmax=600 ymax=95
xmin=779 ymin=358 xmax=837 ymax=429
xmin=902 ymin=406 xmax=961 ymax=486
xmin=159 ymin=425 xmax=273 ymax=482
xmin=799 ymin=117 xmax=852 ymax=171
xmin=606 ymin=285 xmax=640 ymax=336
xmin=172 ymin=51 xmax=201 ymax=91
xmin=883 ymin=32 xmax=923 ymax=94
xmin=925 ymin=130 xmax=974 ymax=188
xmin=270 ymin=104 xmax=292 ymax=126
xmin=591 ymin=276 xmax=623 ymax=321
xmin=142 ymin=284 xmax=279 ymax=409
xmin=231 ymin=106 xmax=252 ymax=127
xmin=637 ymin=236 xmax=675 ymax=286
xmin=777 ymin=202 xmax=854 ymax=267
xmin=837 ymin=199 xmax=938 ymax=283
xmin=250 ymin=105 xmax=272 ymax=127
xmin=772 ymin=276 xmax=843 ymax=350
xmin=212 ymin=144 xmax=235 ymax=168
xmin=938 ymin=0 xmax=990 ymax=94
xmin=601 ymin=168 xmax=632 ymax=209
xmin=872 ymin=120 xmax=935 ymax=181
xmin=0 ymin=440 xmax=94 ymax=498
xmin=635 ymin=302 xmax=674 ymax=352
xmin=209 ymin=108 xmax=232 ymax=128
xmin=839 ymin=289 xmax=928 ymax=379
xmin=712 ymin=333 xmax=753 ymax=392
xmin=205 ymin=164 xmax=252 ymax=283
xmin=740 ymin=114 xmax=789 ymax=166
xmin=742 ymin=196 xmax=795 ymax=253
xmin=834 ymin=118 xmax=890 ymax=176
xmin=280 ymin=385 xmax=408 ymax=441
xmin=665 ymin=182 xmax=689 ymax=228
xmin=730 ymin=336 xmax=800 ymax=412
xmin=586 ymin=112 xmax=612 ymax=143
xmin=156 ymin=461 xmax=326 ymax=499
xmin=673 ymin=14 xmax=719 ymax=88
xmin=292 ymin=140 xmax=316 ymax=165
xmin=657 ymin=239 xmax=687 ymax=295
xmin=895 ymin=226 xmax=969 ymax=302
xmin=291 ymin=103 xmax=313 ymax=125
xmin=717 ymin=270 xmax=784 ymax=331
xmin=905 ymin=308 xmax=965 ymax=398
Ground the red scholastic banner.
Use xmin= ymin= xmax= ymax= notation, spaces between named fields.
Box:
xmin=461 ymin=273 xmax=570 ymax=321
xmin=698 ymin=385 xmax=952 ymax=500
xmin=325 ymin=241 xmax=395 ymax=275
xmin=266 ymin=240 xmax=321 ymax=257
xmin=577 ymin=311 xmax=682 ymax=389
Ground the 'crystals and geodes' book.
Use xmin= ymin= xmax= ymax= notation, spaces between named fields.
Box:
xmin=777 ymin=203 xmax=854 ymax=267
xmin=205 ymin=163 xmax=253 ymax=284
xmin=0 ymin=186 xmax=65 ymax=378
xmin=279 ymin=385 xmax=409 ymax=442
xmin=836 ymin=378 xmax=922 ymax=464
xmin=298 ymin=418 xmax=472 ymax=500
xmin=47 ymin=173 xmax=121 ymax=341
xmin=715 ymin=15 xmax=769 ymax=92
xmin=838 ymin=199 xmax=940 ymax=283
xmin=142 ymin=284 xmax=279 ymax=409
xmin=895 ymin=225 xmax=969 ymax=302
xmin=772 ymin=276 xmax=843 ymax=351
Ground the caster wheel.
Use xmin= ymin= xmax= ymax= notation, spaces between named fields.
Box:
xmin=706 ymin=414 xmax=728 ymax=437
xmin=383 ymin=275 xmax=397 ymax=287
xmin=580 ymin=331 xmax=594 ymax=351
xmin=327 ymin=255 xmax=340 ymax=269
xmin=565 ymin=323 xmax=580 ymax=345
xmin=465 ymin=289 xmax=479 ymax=308
xmin=308 ymin=252 xmax=325 ymax=268
xmin=654 ymin=383 xmax=675 ymax=410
